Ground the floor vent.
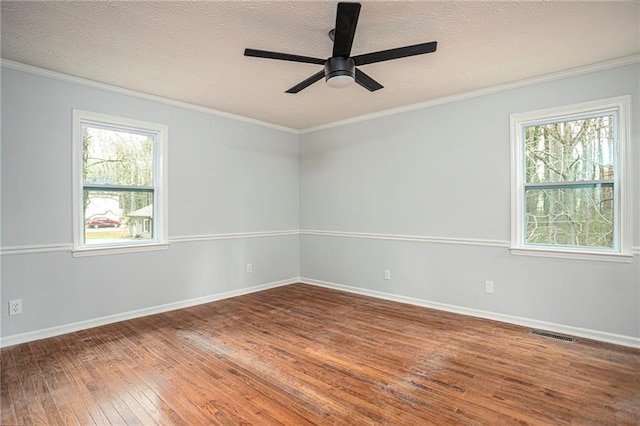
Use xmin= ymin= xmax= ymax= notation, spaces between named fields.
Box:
xmin=529 ymin=329 xmax=576 ymax=342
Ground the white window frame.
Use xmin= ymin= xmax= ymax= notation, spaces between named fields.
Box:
xmin=509 ymin=96 xmax=632 ymax=263
xmin=72 ymin=110 xmax=169 ymax=257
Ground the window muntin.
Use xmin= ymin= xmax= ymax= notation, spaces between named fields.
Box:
xmin=73 ymin=111 xmax=168 ymax=254
xmin=510 ymin=97 xmax=631 ymax=261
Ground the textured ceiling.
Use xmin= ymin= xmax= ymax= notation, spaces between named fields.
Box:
xmin=2 ymin=1 xmax=639 ymax=130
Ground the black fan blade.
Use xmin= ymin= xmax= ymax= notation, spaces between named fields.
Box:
xmin=244 ymin=48 xmax=325 ymax=65
xmin=355 ymin=68 xmax=383 ymax=91
xmin=353 ymin=41 xmax=437 ymax=66
xmin=332 ymin=2 xmax=361 ymax=57
xmin=285 ymin=70 xmax=325 ymax=93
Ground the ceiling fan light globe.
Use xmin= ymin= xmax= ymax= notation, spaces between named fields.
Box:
xmin=327 ymin=75 xmax=355 ymax=88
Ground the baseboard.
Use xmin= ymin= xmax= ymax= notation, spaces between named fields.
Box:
xmin=300 ymin=277 xmax=640 ymax=349
xmin=4 ymin=277 xmax=637 ymax=349
xmin=0 ymin=278 xmax=298 ymax=348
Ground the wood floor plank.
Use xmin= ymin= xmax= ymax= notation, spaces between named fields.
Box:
xmin=1 ymin=349 xmax=21 ymax=425
xmin=23 ymin=339 xmax=82 ymax=426
xmin=10 ymin=343 xmax=52 ymax=425
xmin=141 ymin=315 xmax=315 ymax=425
xmin=54 ymin=333 xmax=123 ymax=424
xmin=2 ymin=283 xmax=639 ymax=425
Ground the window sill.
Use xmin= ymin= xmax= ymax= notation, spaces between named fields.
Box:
xmin=72 ymin=242 xmax=170 ymax=257
xmin=509 ymin=246 xmax=633 ymax=263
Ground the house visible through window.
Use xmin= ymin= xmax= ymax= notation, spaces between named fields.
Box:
xmin=73 ymin=110 xmax=168 ymax=255
xmin=510 ymin=96 xmax=630 ymax=261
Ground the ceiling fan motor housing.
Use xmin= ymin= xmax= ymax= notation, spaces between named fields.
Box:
xmin=324 ymin=57 xmax=355 ymax=81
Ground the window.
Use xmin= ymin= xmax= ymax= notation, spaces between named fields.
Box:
xmin=510 ymin=96 xmax=631 ymax=262
xmin=73 ymin=110 xmax=168 ymax=256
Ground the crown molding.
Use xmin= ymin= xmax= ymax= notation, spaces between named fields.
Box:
xmin=301 ymin=54 xmax=640 ymax=133
xmin=3 ymin=54 xmax=637 ymax=134
xmin=0 ymin=59 xmax=300 ymax=135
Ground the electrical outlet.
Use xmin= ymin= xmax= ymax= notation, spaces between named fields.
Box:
xmin=485 ymin=281 xmax=494 ymax=294
xmin=384 ymin=269 xmax=391 ymax=280
xmin=9 ymin=299 xmax=22 ymax=316
xmin=246 ymin=263 xmax=253 ymax=273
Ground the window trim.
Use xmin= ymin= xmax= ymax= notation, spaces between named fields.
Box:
xmin=509 ymin=96 xmax=632 ymax=262
xmin=72 ymin=110 xmax=169 ymax=257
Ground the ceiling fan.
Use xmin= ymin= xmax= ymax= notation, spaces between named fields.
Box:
xmin=244 ymin=2 xmax=438 ymax=93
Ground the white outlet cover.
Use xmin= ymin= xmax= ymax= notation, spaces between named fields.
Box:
xmin=485 ymin=281 xmax=495 ymax=294
xmin=9 ymin=299 xmax=23 ymax=315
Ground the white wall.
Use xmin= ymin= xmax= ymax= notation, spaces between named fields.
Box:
xmin=1 ymin=67 xmax=300 ymax=343
xmin=300 ymin=63 xmax=640 ymax=345
xmin=3 ymin=61 xmax=639 ymax=348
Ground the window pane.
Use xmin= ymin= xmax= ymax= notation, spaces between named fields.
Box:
xmin=525 ymin=185 xmax=613 ymax=248
xmin=524 ymin=115 xmax=614 ymax=183
xmin=82 ymin=124 xmax=154 ymax=186
xmin=84 ymin=190 xmax=154 ymax=245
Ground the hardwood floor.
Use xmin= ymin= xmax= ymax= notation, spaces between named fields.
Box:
xmin=2 ymin=283 xmax=639 ymax=425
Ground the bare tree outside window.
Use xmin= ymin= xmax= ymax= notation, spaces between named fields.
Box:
xmin=523 ymin=115 xmax=615 ymax=248
xmin=510 ymin=97 xmax=630 ymax=260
